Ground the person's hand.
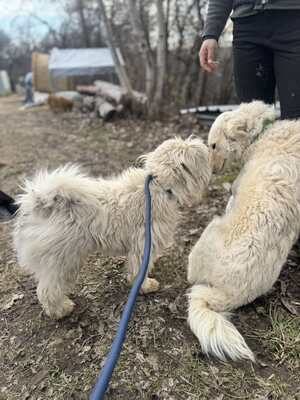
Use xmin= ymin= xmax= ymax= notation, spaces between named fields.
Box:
xmin=199 ymin=38 xmax=219 ymax=72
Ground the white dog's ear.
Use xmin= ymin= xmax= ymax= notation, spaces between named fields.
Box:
xmin=134 ymin=153 xmax=149 ymax=168
xmin=261 ymin=108 xmax=277 ymax=125
xmin=187 ymin=134 xmax=200 ymax=141
xmin=226 ymin=120 xmax=248 ymax=140
xmin=238 ymin=101 xmax=276 ymax=127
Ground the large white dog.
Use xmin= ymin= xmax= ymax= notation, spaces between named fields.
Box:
xmin=13 ymin=137 xmax=211 ymax=320
xmin=187 ymin=101 xmax=300 ymax=362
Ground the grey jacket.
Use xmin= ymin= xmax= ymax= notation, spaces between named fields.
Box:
xmin=203 ymin=0 xmax=300 ymax=40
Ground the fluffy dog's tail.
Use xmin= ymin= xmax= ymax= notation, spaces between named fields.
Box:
xmin=188 ymin=285 xmax=255 ymax=362
xmin=16 ymin=165 xmax=92 ymax=216
xmin=0 ymin=190 xmax=19 ymax=221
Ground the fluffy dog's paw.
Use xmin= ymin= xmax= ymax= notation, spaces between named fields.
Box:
xmin=43 ymin=297 xmax=75 ymax=320
xmin=140 ymin=278 xmax=160 ymax=294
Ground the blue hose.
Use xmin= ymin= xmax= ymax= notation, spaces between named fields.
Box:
xmin=90 ymin=174 xmax=153 ymax=400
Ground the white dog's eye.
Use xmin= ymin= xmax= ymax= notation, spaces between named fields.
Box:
xmin=211 ymin=143 xmax=216 ymax=150
xmin=165 ymin=188 xmax=174 ymax=198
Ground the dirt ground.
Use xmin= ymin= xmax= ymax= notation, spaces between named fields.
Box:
xmin=0 ymin=96 xmax=299 ymax=400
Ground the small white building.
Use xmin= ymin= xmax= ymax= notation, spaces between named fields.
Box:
xmin=48 ymin=48 xmax=120 ymax=78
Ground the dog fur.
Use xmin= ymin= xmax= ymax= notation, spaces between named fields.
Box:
xmin=13 ymin=137 xmax=211 ymax=320
xmin=187 ymin=101 xmax=300 ymax=362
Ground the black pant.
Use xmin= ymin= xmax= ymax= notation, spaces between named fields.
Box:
xmin=233 ymin=10 xmax=300 ymax=119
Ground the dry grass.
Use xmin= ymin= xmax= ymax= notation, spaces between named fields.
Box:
xmin=255 ymin=304 xmax=300 ymax=368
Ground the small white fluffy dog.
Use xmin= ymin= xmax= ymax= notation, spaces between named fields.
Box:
xmin=187 ymin=101 xmax=300 ymax=362
xmin=13 ymin=137 xmax=211 ymax=320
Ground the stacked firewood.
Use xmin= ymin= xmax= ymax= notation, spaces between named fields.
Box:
xmin=76 ymin=80 xmax=147 ymax=121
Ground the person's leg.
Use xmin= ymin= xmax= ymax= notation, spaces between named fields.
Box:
xmin=232 ymin=15 xmax=276 ymax=104
xmin=24 ymin=85 xmax=30 ymax=104
xmin=272 ymin=11 xmax=300 ymax=119
xmin=28 ymin=84 xmax=33 ymax=103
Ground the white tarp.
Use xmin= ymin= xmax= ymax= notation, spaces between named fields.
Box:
xmin=48 ymin=48 xmax=120 ymax=77
xmin=0 ymin=70 xmax=12 ymax=95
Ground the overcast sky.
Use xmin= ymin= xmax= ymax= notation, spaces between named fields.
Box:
xmin=0 ymin=0 xmax=65 ymax=39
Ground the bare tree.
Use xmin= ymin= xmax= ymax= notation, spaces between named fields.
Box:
xmin=76 ymin=0 xmax=91 ymax=47
xmin=127 ymin=0 xmax=156 ymax=100
xmin=98 ymin=0 xmax=133 ymax=94
xmin=152 ymin=0 xmax=167 ymax=113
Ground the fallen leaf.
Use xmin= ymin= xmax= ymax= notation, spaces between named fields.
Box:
xmin=168 ymin=302 xmax=177 ymax=314
xmin=189 ymin=228 xmax=200 ymax=236
xmin=214 ymin=395 xmax=224 ymax=400
xmin=280 ymin=280 xmax=288 ymax=296
xmin=2 ymin=293 xmax=24 ymax=311
xmin=281 ymin=296 xmax=300 ymax=316
xmin=222 ymin=182 xmax=231 ymax=192
xmin=256 ymin=357 xmax=269 ymax=368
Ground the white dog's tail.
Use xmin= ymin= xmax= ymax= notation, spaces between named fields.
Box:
xmin=16 ymin=165 xmax=92 ymax=216
xmin=188 ymin=285 xmax=255 ymax=362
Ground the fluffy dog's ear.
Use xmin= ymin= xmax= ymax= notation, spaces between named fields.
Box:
xmin=187 ymin=134 xmax=199 ymax=141
xmin=134 ymin=153 xmax=148 ymax=168
xmin=226 ymin=119 xmax=247 ymax=140
xmin=236 ymin=101 xmax=276 ymax=135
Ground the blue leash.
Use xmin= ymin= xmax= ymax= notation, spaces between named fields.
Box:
xmin=90 ymin=174 xmax=153 ymax=400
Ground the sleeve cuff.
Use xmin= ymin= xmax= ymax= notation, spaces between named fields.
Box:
xmin=201 ymin=34 xmax=218 ymax=41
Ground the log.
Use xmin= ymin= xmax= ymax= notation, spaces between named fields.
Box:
xmin=95 ymin=97 xmax=117 ymax=121
xmin=77 ymin=81 xmax=147 ymax=115
xmin=82 ymin=96 xmax=95 ymax=111
xmin=77 ymin=83 xmax=126 ymax=104
xmin=94 ymin=81 xmax=126 ymax=104
xmin=76 ymin=85 xmax=98 ymax=96
xmin=94 ymin=80 xmax=147 ymax=106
